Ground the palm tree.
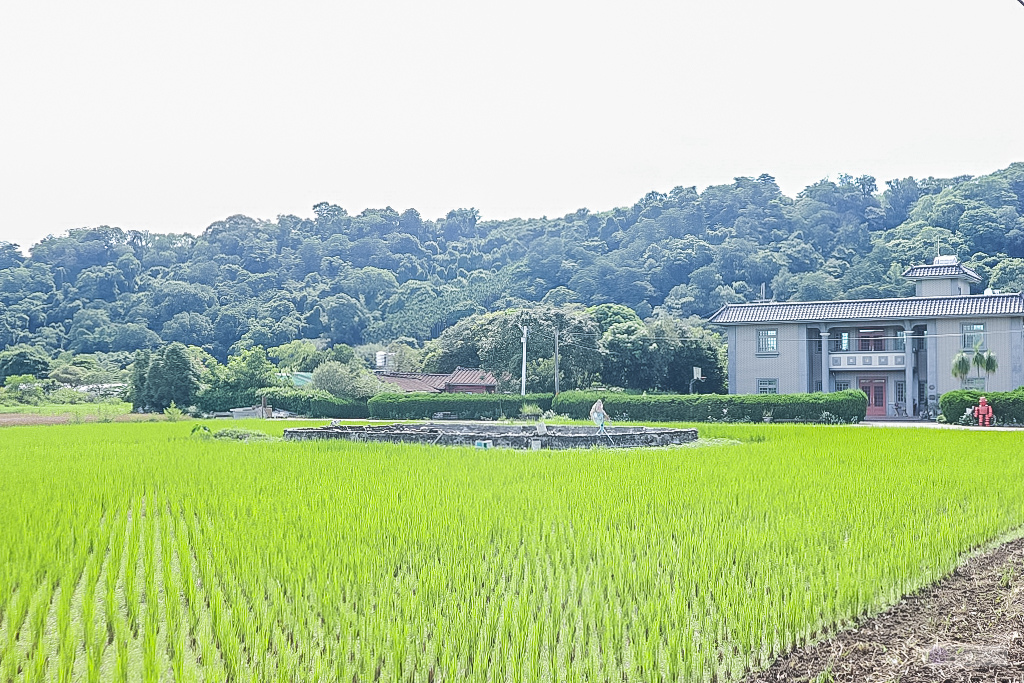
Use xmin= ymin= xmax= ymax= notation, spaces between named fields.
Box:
xmin=971 ymin=341 xmax=987 ymax=381
xmin=951 ymin=351 xmax=971 ymax=387
xmin=983 ymin=349 xmax=999 ymax=384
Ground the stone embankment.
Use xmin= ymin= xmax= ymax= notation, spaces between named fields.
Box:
xmin=284 ymin=422 xmax=698 ymax=450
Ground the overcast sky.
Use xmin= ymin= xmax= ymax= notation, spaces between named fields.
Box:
xmin=1 ymin=0 xmax=1022 ymax=250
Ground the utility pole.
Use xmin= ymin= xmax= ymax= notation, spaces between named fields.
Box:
xmin=553 ymin=328 xmax=560 ymax=395
xmin=519 ymin=324 xmax=528 ymax=396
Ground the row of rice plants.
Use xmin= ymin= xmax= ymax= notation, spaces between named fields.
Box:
xmin=3 ymin=422 xmax=1024 ymax=681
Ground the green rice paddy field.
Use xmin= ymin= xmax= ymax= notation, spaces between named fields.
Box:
xmin=1 ymin=421 xmax=1023 ymax=682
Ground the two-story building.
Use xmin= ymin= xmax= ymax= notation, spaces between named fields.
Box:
xmin=708 ymin=256 xmax=1024 ymax=417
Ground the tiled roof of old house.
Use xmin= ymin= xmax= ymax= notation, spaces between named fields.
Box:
xmin=901 ymin=263 xmax=982 ymax=282
xmin=377 ymin=367 xmax=498 ymax=392
xmin=708 ymin=293 xmax=1024 ymax=325
xmin=377 ymin=375 xmax=443 ymax=393
xmin=445 ymin=367 xmax=498 ymax=387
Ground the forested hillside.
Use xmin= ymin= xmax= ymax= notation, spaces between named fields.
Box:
xmin=2 ymin=163 xmax=1023 ymax=361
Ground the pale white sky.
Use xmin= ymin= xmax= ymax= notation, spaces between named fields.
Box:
xmin=1 ymin=0 xmax=1022 ymax=250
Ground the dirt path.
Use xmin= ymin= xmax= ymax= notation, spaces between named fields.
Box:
xmin=748 ymin=536 xmax=1024 ymax=682
xmin=0 ymin=412 xmax=153 ymax=427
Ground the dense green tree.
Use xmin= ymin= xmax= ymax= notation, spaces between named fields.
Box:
xmin=988 ymin=258 xmax=1024 ymax=293
xmin=161 ymin=312 xmax=215 ymax=347
xmin=310 ymin=359 xmax=386 ymax=399
xmin=127 ymin=343 xmax=200 ymax=411
xmin=588 ymin=304 xmax=642 ymax=333
xmin=0 ymin=242 xmax=23 ymax=270
xmin=3 ymin=163 xmax=1023 ymax=380
xmin=145 ymin=343 xmax=199 ymax=411
xmin=598 ymin=321 xmax=660 ymax=390
xmin=223 ymin=346 xmax=279 ymax=397
xmin=0 ymin=344 xmax=51 ymax=380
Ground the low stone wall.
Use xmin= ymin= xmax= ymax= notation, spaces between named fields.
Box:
xmin=283 ymin=422 xmax=698 ymax=450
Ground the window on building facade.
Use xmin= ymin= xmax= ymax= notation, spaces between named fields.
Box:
xmin=895 ymin=381 xmax=906 ymax=404
xmin=962 ymin=323 xmax=986 ymax=350
xmin=830 ymin=331 xmax=851 ymax=352
xmin=964 ymin=377 xmax=986 ymax=390
xmin=835 ymin=380 xmax=850 ymax=391
xmin=757 ymin=378 xmax=778 ymax=394
xmin=858 ymin=330 xmax=884 ymax=352
xmin=814 ymin=380 xmax=822 ymax=392
xmin=756 ymin=329 xmax=778 ymax=354
xmin=895 ymin=330 xmax=906 ymax=351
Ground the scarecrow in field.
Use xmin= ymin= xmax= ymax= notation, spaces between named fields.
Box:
xmin=974 ymin=396 xmax=994 ymax=427
xmin=590 ymin=399 xmax=609 ymax=436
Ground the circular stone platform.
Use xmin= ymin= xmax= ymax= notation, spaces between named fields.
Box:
xmin=283 ymin=422 xmax=698 ymax=450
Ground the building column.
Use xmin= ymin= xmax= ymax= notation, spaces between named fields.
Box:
xmin=727 ymin=327 xmax=737 ymax=395
xmin=1012 ymin=318 xmax=1024 ymax=389
xmin=798 ymin=324 xmax=809 ymax=393
xmin=820 ymin=329 xmax=830 ymax=392
xmin=926 ymin=322 xmax=938 ymax=410
xmin=903 ymin=324 xmax=913 ymax=415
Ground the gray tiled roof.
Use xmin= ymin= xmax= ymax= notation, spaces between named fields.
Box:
xmin=708 ymin=293 xmax=1024 ymax=325
xmin=377 ymin=367 xmax=497 ymax=393
xmin=902 ymin=263 xmax=982 ymax=282
xmin=446 ymin=367 xmax=498 ymax=388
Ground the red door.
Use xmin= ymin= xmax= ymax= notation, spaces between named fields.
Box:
xmin=859 ymin=378 xmax=886 ymax=417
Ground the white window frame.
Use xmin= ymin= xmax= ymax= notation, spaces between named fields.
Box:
xmin=757 ymin=378 xmax=778 ymax=394
xmin=835 ymin=380 xmax=850 ymax=391
xmin=756 ymin=328 xmax=778 ymax=354
xmin=962 ymin=323 xmax=986 ymax=350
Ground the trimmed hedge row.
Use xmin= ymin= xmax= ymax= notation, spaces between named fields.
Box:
xmin=939 ymin=388 xmax=1024 ymax=424
xmin=194 ymin=386 xmax=258 ymax=414
xmin=551 ymin=389 xmax=868 ymax=423
xmin=256 ymin=387 xmax=369 ymax=419
xmin=367 ymin=393 xmax=554 ymax=420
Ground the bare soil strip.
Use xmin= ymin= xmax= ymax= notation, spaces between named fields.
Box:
xmin=0 ymin=412 xmax=150 ymax=427
xmin=747 ymin=535 xmax=1024 ymax=682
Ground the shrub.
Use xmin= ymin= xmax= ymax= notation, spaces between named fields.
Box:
xmin=551 ymin=390 xmax=868 ymax=424
xmin=163 ymin=402 xmax=184 ymax=422
xmin=194 ymin=386 xmax=254 ymax=414
xmin=46 ymin=387 xmax=90 ymax=405
xmin=210 ymin=428 xmax=277 ymax=442
xmin=939 ymin=388 xmax=1024 ymax=425
xmin=255 ymin=387 xmax=369 ymax=419
xmin=520 ymin=403 xmax=542 ymax=418
xmin=367 ymin=393 xmax=554 ymax=420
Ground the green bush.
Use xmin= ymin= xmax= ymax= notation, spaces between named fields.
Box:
xmin=44 ymin=387 xmax=90 ymax=404
xmin=194 ymin=386 xmax=256 ymax=414
xmin=551 ymin=389 xmax=868 ymax=423
xmin=367 ymin=393 xmax=554 ymax=420
xmin=256 ymin=387 xmax=369 ymax=419
xmin=939 ymin=388 xmax=1024 ymax=424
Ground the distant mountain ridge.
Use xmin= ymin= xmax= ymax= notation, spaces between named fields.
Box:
xmin=1 ymin=163 xmax=1023 ymax=359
